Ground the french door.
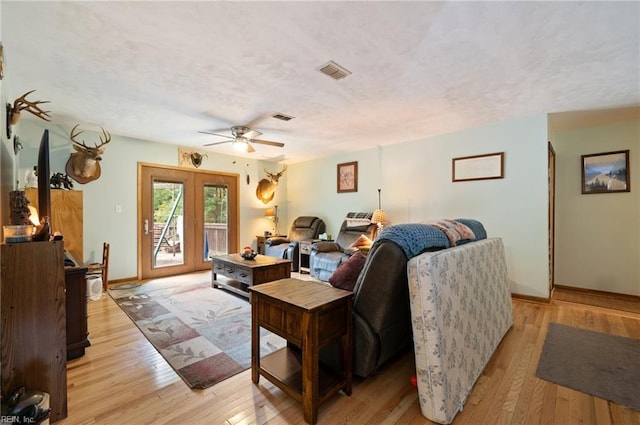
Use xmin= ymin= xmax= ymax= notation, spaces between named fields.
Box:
xmin=138 ymin=163 xmax=239 ymax=279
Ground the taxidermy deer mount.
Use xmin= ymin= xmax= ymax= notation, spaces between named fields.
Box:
xmin=256 ymin=165 xmax=287 ymax=204
xmin=65 ymin=124 xmax=111 ymax=184
xmin=6 ymin=90 xmax=51 ymax=138
xmin=181 ymin=150 xmax=208 ymax=168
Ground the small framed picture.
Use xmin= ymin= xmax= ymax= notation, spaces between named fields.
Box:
xmin=452 ymin=152 xmax=504 ymax=182
xmin=337 ymin=161 xmax=358 ymax=193
xmin=581 ymin=150 xmax=630 ymax=194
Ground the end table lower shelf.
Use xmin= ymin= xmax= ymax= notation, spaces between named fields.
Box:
xmin=259 ymin=347 xmax=347 ymax=404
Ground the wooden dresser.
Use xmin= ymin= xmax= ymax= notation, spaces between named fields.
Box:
xmin=1 ymin=241 xmax=68 ymax=422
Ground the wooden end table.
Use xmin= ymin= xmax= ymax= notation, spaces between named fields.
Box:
xmin=210 ymin=253 xmax=291 ymax=299
xmin=249 ymin=278 xmax=353 ymax=424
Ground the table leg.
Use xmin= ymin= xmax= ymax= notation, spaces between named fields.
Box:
xmin=212 ymin=271 xmax=219 ymax=288
xmin=343 ymin=301 xmax=353 ymax=395
xmin=251 ymin=296 xmax=259 ymax=384
xmin=301 ymin=313 xmax=318 ymax=424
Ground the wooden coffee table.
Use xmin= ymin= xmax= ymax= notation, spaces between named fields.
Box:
xmin=249 ymin=278 xmax=353 ymax=424
xmin=210 ymin=253 xmax=291 ymax=298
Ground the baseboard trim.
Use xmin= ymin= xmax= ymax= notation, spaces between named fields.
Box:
xmin=553 ymin=284 xmax=640 ymax=302
xmin=107 ymin=276 xmax=138 ymax=286
xmin=511 ymin=293 xmax=551 ymax=304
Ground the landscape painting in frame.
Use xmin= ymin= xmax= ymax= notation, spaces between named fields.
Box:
xmin=581 ymin=150 xmax=630 ymax=194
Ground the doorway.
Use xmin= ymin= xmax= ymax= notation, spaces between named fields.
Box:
xmin=138 ymin=163 xmax=239 ymax=279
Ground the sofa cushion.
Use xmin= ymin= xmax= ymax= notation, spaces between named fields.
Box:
xmin=328 ymin=250 xmax=367 ymax=291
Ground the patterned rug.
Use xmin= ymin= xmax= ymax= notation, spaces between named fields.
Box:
xmin=109 ymin=272 xmax=285 ymax=389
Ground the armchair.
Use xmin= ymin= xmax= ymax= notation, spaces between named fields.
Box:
xmin=310 ymin=212 xmax=376 ymax=282
xmin=264 ymin=216 xmax=325 ymax=271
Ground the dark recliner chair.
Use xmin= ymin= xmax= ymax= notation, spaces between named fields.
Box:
xmin=264 ymin=216 xmax=325 ymax=272
xmin=309 ymin=213 xmax=376 ymax=282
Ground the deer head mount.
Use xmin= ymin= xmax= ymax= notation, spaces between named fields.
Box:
xmin=6 ymin=90 xmax=51 ymax=139
xmin=65 ymin=124 xmax=111 ymax=184
xmin=256 ymin=165 xmax=287 ymax=204
xmin=10 ymin=90 xmax=51 ymax=124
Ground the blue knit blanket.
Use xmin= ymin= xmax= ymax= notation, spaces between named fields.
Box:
xmin=378 ymin=224 xmax=450 ymax=259
xmin=377 ymin=218 xmax=486 ymax=259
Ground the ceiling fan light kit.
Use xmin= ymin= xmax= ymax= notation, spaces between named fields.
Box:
xmin=232 ymin=139 xmax=249 ymax=152
xmin=200 ymin=122 xmax=284 ymax=154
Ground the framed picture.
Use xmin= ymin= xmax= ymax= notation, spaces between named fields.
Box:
xmin=581 ymin=150 xmax=630 ymax=194
xmin=452 ymin=152 xmax=504 ymax=182
xmin=337 ymin=161 xmax=358 ymax=193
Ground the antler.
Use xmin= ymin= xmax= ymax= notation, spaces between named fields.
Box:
xmin=264 ymin=164 xmax=288 ymax=179
xmin=12 ymin=90 xmax=51 ymax=122
xmin=70 ymin=124 xmax=111 ymax=148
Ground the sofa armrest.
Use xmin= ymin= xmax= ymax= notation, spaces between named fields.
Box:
xmin=266 ymin=237 xmax=290 ymax=246
xmin=312 ymin=241 xmax=340 ymax=252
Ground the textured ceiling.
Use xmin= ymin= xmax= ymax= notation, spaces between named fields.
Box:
xmin=3 ymin=1 xmax=639 ymax=163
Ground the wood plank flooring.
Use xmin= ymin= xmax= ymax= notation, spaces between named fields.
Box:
xmin=59 ymin=274 xmax=640 ymax=424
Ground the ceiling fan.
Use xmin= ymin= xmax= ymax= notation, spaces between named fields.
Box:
xmin=199 ymin=126 xmax=284 ymax=153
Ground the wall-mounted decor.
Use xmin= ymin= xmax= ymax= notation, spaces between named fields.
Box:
xmin=452 ymin=152 xmax=504 ymax=182
xmin=256 ymin=165 xmax=287 ymax=204
xmin=65 ymin=124 xmax=111 ymax=184
xmin=337 ymin=161 xmax=358 ymax=193
xmin=179 ymin=148 xmax=208 ymax=168
xmin=581 ymin=150 xmax=629 ymax=194
xmin=6 ymin=90 xmax=51 ymax=139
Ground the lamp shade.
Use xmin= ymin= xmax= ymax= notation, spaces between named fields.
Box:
xmin=265 ymin=208 xmax=276 ymax=218
xmin=371 ymin=209 xmax=387 ymax=224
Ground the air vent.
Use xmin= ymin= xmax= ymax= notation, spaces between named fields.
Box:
xmin=318 ymin=60 xmax=352 ymax=80
xmin=272 ymin=113 xmax=294 ymax=121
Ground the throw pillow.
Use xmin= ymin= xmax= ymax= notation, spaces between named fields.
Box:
xmin=348 ymin=234 xmax=373 ymax=250
xmin=328 ymin=251 xmax=367 ymax=291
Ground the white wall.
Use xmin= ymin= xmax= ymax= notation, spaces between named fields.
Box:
xmin=16 ymin=119 xmax=286 ymax=280
xmin=288 ymin=114 xmax=550 ymax=298
xmin=15 ymin=115 xmax=550 ymax=296
xmin=553 ymin=118 xmax=640 ymax=296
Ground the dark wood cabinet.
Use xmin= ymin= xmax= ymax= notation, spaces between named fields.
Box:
xmin=1 ymin=241 xmax=68 ymax=422
xmin=65 ymin=253 xmax=90 ymax=360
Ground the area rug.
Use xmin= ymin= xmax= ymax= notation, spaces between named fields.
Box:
xmin=535 ymin=322 xmax=640 ymax=410
xmin=109 ymin=273 xmax=285 ymax=389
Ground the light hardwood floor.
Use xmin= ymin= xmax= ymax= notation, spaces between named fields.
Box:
xmin=61 ymin=274 xmax=640 ymax=425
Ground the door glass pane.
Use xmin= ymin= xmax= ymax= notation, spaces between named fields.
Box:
xmin=203 ymin=184 xmax=228 ymax=260
xmin=153 ymin=181 xmax=184 ymax=268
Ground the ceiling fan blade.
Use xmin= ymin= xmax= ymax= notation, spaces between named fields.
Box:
xmin=243 ymin=129 xmax=262 ymax=139
xmin=246 ymin=142 xmax=256 ymax=153
xmin=203 ymin=140 xmax=233 ymax=147
xmin=198 ymin=131 xmax=233 ymax=139
xmin=250 ymin=139 xmax=285 ymax=148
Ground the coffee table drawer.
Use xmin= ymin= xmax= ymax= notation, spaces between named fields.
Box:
xmin=213 ymin=261 xmax=236 ymax=279
xmin=236 ymin=268 xmax=253 ymax=285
